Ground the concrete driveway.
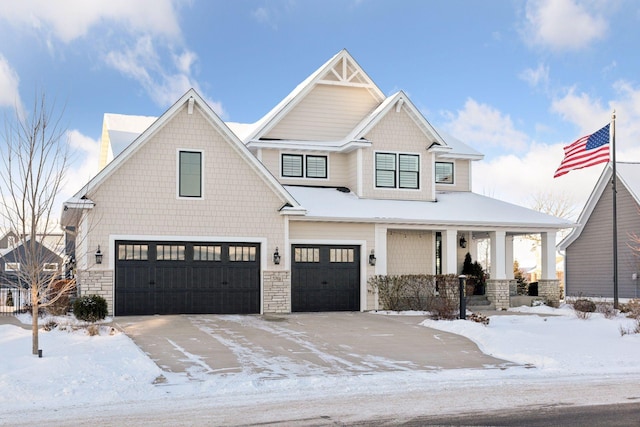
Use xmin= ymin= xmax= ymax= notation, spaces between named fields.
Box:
xmin=114 ymin=312 xmax=513 ymax=379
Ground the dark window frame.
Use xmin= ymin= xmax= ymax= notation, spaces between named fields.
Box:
xmin=281 ymin=153 xmax=328 ymax=179
xmin=178 ymin=150 xmax=203 ymax=198
xmin=375 ymin=152 xmax=420 ymax=189
xmin=435 ymin=161 xmax=454 ymax=184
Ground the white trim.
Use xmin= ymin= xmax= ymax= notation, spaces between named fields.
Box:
xmin=357 ymin=149 xmax=363 ymax=196
xmin=373 ymin=150 xmax=422 ymax=191
xmin=289 ymin=238 xmax=368 ymax=312
xmin=4 ymin=262 xmax=20 ymax=272
xmin=176 ymin=148 xmax=205 ymax=200
xmin=279 ymin=152 xmax=330 ymax=181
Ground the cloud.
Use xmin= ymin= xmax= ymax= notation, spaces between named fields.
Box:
xmin=442 ymin=98 xmax=530 ymax=152
xmin=522 ymin=0 xmax=608 ymax=51
xmin=550 ymin=86 xmax=610 ymax=133
xmin=104 ymin=36 xmax=224 ymax=115
xmin=0 ymin=0 xmax=181 ymax=43
xmin=519 ymin=63 xmax=550 ymax=88
xmin=0 ymin=54 xmax=24 ymax=116
xmin=252 ymin=7 xmax=279 ymax=30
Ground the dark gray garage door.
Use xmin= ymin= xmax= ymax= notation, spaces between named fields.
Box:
xmin=291 ymin=244 xmax=360 ymax=312
xmin=115 ymin=241 xmax=260 ymax=316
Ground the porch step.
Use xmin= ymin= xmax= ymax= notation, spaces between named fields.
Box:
xmin=466 ymin=295 xmax=495 ymax=311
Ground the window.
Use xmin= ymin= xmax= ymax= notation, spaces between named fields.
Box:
xmin=375 ymin=152 xmax=420 ymax=189
xmin=43 ymin=263 xmax=59 ymax=272
xmin=294 ymin=247 xmax=319 ymax=263
xmin=118 ymin=244 xmax=149 ymax=260
xmin=229 ymin=246 xmax=256 ymax=262
xmin=157 ymin=245 xmax=185 ymax=261
xmin=330 ymin=248 xmax=354 ymax=263
xmin=5 ymin=262 xmax=20 ymax=272
xmin=179 ymin=151 xmax=202 ymax=198
xmin=281 ymin=154 xmax=327 ymax=179
xmin=435 ymin=162 xmax=454 ymax=184
xmin=193 ymin=245 xmax=221 ymax=261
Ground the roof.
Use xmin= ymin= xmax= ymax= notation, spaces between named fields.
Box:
xmin=66 ymin=89 xmax=303 ymax=213
xmin=558 ymin=162 xmax=640 ymax=250
xmin=285 ymin=186 xmax=572 ymax=231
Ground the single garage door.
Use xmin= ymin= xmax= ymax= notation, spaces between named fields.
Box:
xmin=115 ymin=241 xmax=260 ymax=316
xmin=291 ymin=244 xmax=360 ymax=312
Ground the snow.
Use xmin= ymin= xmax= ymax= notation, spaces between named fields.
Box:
xmin=2 ymin=306 xmax=640 ymax=425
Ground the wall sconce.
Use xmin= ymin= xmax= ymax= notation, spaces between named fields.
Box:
xmin=95 ymin=245 xmax=103 ymax=264
xmin=459 ymin=236 xmax=467 ymax=248
xmin=369 ymin=249 xmax=377 ymax=266
xmin=273 ymin=247 xmax=281 ymax=265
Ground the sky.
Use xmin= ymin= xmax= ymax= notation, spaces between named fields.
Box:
xmin=1 ymin=0 xmax=640 ymax=220
xmin=2 ymin=307 xmax=640 ymax=424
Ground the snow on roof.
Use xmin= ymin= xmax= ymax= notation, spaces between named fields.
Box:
xmin=616 ymin=162 xmax=640 ymax=204
xmin=285 ymin=186 xmax=572 ymax=230
xmin=104 ymin=113 xmax=157 ymax=159
xmin=437 ymin=132 xmax=484 ymax=160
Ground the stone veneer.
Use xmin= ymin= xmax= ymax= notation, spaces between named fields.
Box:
xmin=263 ymin=270 xmax=291 ymax=313
xmin=486 ymin=279 xmax=510 ymax=310
xmin=538 ymin=279 xmax=561 ymax=308
xmin=77 ymin=269 xmax=114 ymax=314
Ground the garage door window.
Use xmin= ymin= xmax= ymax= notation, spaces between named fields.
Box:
xmin=330 ymin=248 xmax=354 ymax=263
xmin=157 ymin=245 xmax=185 ymax=261
xmin=118 ymin=244 xmax=148 ymax=260
xmin=229 ymin=246 xmax=256 ymax=262
xmin=194 ymin=245 xmax=221 ymax=261
xmin=294 ymin=247 xmax=320 ymax=263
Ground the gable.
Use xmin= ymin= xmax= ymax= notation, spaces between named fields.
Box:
xmin=263 ymin=84 xmax=379 ymax=141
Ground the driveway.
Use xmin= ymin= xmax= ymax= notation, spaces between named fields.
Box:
xmin=114 ymin=312 xmax=513 ymax=379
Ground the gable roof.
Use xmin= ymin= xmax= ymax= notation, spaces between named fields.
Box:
xmin=558 ymin=162 xmax=640 ymax=250
xmin=245 ymin=49 xmax=385 ymax=143
xmin=100 ymin=113 xmax=157 ymax=169
xmin=65 ymin=89 xmax=304 ymax=214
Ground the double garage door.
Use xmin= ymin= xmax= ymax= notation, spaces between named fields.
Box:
xmin=115 ymin=241 xmax=260 ymax=316
xmin=114 ymin=241 xmax=360 ymax=315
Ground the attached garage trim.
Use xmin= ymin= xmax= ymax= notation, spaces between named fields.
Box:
xmin=289 ymin=239 xmax=368 ymax=312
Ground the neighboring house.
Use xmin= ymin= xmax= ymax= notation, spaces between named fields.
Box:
xmin=559 ymin=162 xmax=640 ymax=299
xmin=0 ymin=238 xmax=63 ymax=285
xmin=61 ymin=49 xmax=571 ymax=316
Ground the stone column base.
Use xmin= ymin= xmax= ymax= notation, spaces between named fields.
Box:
xmin=263 ymin=270 xmax=291 ymax=314
xmin=486 ymin=279 xmax=510 ymax=310
xmin=538 ymin=279 xmax=560 ymax=308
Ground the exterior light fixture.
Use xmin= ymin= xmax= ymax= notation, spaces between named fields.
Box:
xmin=369 ymin=249 xmax=377 ymax=266
xmin=273 ymin=247 xmax=281 ymax=265
xmin=459 ymin=236 xmax=467 ymax=248
xmin=95 ymin=245 xmax=103 ymax=264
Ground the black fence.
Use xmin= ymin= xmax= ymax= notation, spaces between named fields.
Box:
xmin=0 ymin=285 xmax=31 ymax=315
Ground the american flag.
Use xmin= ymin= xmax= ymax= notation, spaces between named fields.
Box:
xmin=554 ymin=124 xmax=610 ymax=178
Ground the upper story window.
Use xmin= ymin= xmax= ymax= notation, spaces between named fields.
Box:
xmin=178 ymin=150 xmax=203 ymax=198
xmin=375 ymin=152 xmax=419 ymax=189
xmin=435 ymin=162 xmax=454 ymax=184
xmin=4 ymin=262 xmax=20 ymax=272
xmin=281 ymin=154 xmax=327 ymax=179
xmin=43 ymin=263 xmax=59 ymax=272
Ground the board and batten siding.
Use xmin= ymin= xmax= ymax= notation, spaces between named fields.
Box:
xmin=565 ymin=183 xmax=640 ymax=298
xmin=264 ymin=85 xmax=378 ymax=141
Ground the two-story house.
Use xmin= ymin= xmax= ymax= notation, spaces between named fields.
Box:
xmin=61 ymin=50 xmax=571 ymax=316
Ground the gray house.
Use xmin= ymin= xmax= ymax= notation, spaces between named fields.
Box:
xmin=559 ymin=162 xmax=640 ymax=299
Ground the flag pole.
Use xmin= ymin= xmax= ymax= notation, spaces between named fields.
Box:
xmin=612 ymin=110 xmax=618 ymax=309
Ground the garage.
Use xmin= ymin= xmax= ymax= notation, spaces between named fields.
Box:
xmin=291 ymin=244 xmax=360 ymax=312
xmin=114 ymin=240 xmax=260 ymax=316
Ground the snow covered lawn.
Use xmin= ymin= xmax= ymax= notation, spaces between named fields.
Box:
xmin=2 ymin=305 xmax=640 ymax=424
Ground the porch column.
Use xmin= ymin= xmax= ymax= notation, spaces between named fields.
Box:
xmin=506 ymin=235 xmax=517 ymax=296
xmin=487 ymin=231 xmax=509 ymax=310
xmin=540 ymin=231 xmax=560 ymax=307
xmin=489 ymin=231 xmax=506 ymax=279
xmin=442 ymin=229 xmax=458 ymax=274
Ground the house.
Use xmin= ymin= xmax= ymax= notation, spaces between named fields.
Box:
xmin=61 ymin=50 xmax=571 ymax=316
xmin=559 ymin=162 xmax=640 ymax=299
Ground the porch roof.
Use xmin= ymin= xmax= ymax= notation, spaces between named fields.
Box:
xmin=285 ymin=186 xmax=573 ymax=231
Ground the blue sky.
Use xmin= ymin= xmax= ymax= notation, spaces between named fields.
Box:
xmin=1 ymin=0 xmax=639 ymax=216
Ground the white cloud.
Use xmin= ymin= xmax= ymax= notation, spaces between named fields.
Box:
xmin=0 ymin=0 xmax=181 ymax=43
xmin=442 ymin=98 xmax=530 ymax=152
xmin=252 ymin=7 xmax=278 ymax=30
xmin=104 ymin=36 xmax=224 ymax=115
xmin=0 ymin=54 xmax=24 ymax=116
xmin=63 ymin=130 xmax=101 ymax=195
xmin=519 ymin=63 xmax=550 ymax=88
xmin=550 ymin=86 xmax=610 ymax=133
xmin=522 ymin=0 xmax=608 ymax=51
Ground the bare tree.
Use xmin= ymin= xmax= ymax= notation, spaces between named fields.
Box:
xmin=0 ymin=92 xmax=76 ymax=355
xmin=524 ymin=191 xmax=577 ymax=248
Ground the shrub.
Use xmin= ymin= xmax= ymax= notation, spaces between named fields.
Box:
xmin=46 ymin=279 xmax=76 ymax=316
xmin=596 ymin=301 xmax=616 ymax=319
xmin=573 ymin=298 xmax=596 ymax=320
xmin=368 ymin=274 xmax=460 ymax=314
xmin=621 ymin=299 xmax=640 ymax=319
xmin=468 ymin=312 xmax=490 ymax=326
xmin=6 ymin=290 xmax=14 ymax=307
xmin=73 ymin=295 xmax=108 ymax=322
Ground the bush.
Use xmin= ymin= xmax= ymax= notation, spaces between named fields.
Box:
xmin=6 ymin=290 xmax=14 ymax=307
xmin=368 ymin=274 xmax=460 ymax=314
xmin=73 ymin=295 xmax=108 ymax=322
xmin=573 ymin=298 xmax=596 ymax=313
xmin=621 ymin=299 xmax=640 ymax=319
xmin=46 ymin=279 xmax=76 ymax=316
xmin=596 ymin=301 xmax=616 ymax=319
xmin=468 ymin=312 xmax=490 ymax=326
